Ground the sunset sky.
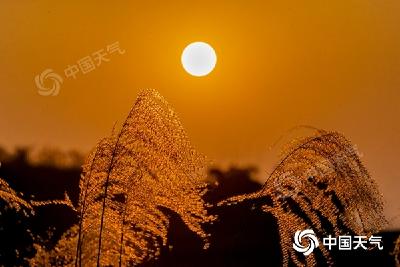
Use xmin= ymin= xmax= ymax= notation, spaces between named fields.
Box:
xmin=0 ymin=1 xmax=399 ymax=228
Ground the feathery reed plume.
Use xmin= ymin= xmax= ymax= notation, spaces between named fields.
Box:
xmin=1 ymin=176 xmax=74 ymax=212
xmin=75 ymin=89 xmax=214 ymax=266
xmin=1 ymin=176 xmax=76 ymax=266
xmin=29 ymin=226 xmax=79 ymax=267
xmin=30 ymin=191 xmax=75 ymax=210
xmin=0 ymin=177 xmax=32 ymax=214
xmin=394 ymin=235 xmax=400 ymax=267
xmin=219 ymin=130 xmax=386 ymax=266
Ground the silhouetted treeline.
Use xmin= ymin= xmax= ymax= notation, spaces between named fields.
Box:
xmin=0 ymin=148 xmax=398 ymax=266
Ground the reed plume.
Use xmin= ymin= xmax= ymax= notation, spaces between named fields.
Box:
xmin=220 ymin=130 xmax=386 ymax=266
xmin=394 ymin=235 xmax=400 ymax=267
xmin=31 ymin=191 xmax=74 ymax=210
xmin=29 ymin=226 xmax=79 ymax=267
xmin=74 ymin=89 xmax=214 ymax=266
xmin=0 ymin=177 xmax=32 ymax=214
xmin=1 ymin=177 xmax=73 ymax=212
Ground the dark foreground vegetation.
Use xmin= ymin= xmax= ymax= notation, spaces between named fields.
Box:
xmin=0 ymin=149 xmax=398 ymax=266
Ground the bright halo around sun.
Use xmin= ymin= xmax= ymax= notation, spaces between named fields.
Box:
xmin=181 ymin=42 xmax=217 ymax=77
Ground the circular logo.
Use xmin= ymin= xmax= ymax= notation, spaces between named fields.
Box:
xmin=35 ymin=69 xmax=63 ymax=96
xmin=293 ymin=229 xmax=319 ymax=256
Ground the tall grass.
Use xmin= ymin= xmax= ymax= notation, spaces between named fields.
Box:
xmin=73 ymin=89 xmax=214 ymax=266
xmin=22 ymin=90 xmax=390 ymax=266
xmin=219 ymin=130 xmax=386 ymax=266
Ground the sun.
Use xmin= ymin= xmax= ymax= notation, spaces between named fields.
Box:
xmin=181 ymin=42 xmax=217 ymax=77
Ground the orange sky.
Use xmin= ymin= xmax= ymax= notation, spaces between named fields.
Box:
xmin=0 ymin=1 xmax=399 ymax=229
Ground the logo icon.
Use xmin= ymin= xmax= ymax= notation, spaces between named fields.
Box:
xmin=35 ymin=69 xmax=63 ymax=96
xmin=293 ymin=229 xmax=319 ymax=256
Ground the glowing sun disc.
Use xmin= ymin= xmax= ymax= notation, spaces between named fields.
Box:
xmin=181 ymin=42 xmax=217 ymax=77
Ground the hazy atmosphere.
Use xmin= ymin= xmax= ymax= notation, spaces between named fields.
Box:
xmin=1 ymin=1 xmax=399 ymax=229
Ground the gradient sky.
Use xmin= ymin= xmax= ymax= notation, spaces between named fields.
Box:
xmin=0 ymin=1 xmax=399 ymax=229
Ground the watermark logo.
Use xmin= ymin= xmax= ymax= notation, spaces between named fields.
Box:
xmin=35 ymin=69 xmax=63 ymax=96
xmin=35 ymin=41 xmax=125 ymax=96
xmin=293 ymin=230 xmax=383 ymax=256
xmin=293 ymin=229 xmax=319 ymax=256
